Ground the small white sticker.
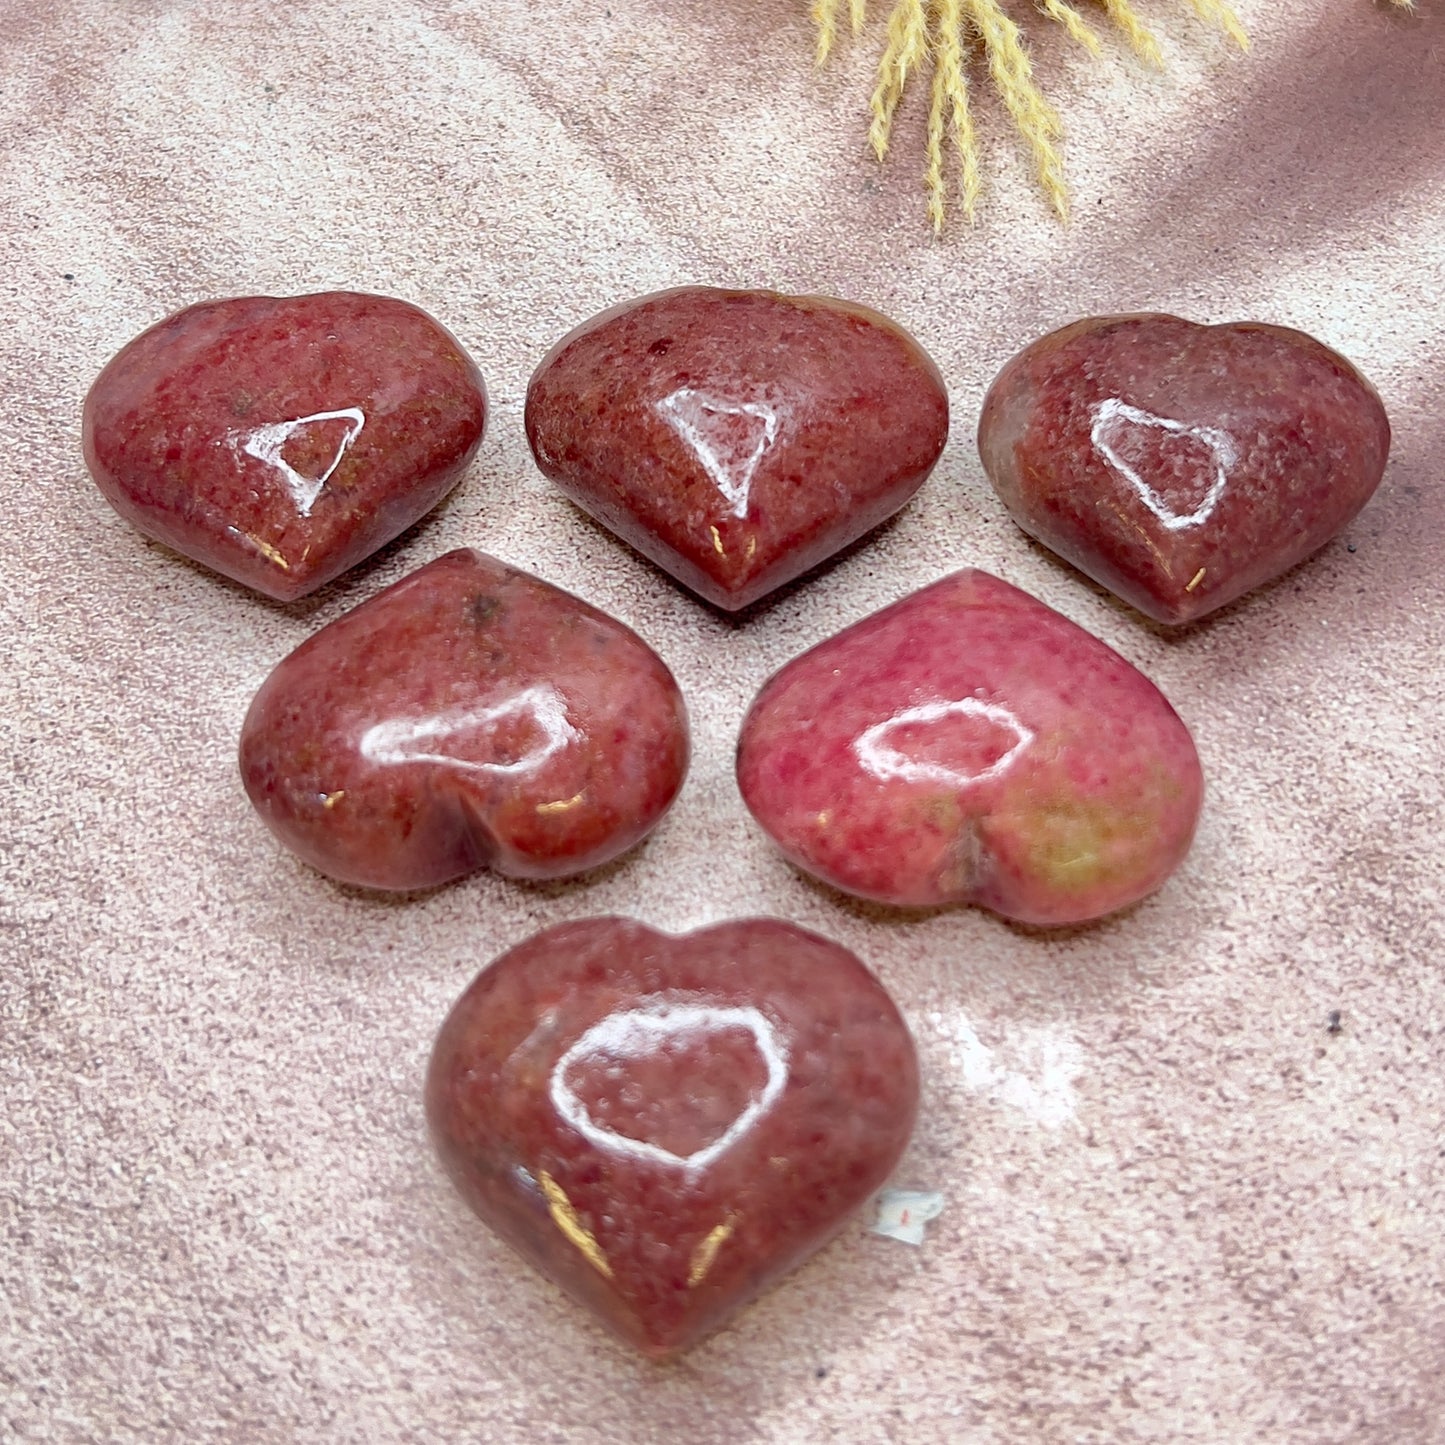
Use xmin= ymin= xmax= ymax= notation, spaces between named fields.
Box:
xmin=870 ymin=1188 xmax=945 ymax=1246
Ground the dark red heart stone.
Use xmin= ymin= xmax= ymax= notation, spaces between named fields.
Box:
xmin=82 ymin=291 xmax=487 ymax=600
xmin=524 ymin=286 xmax=949 ymax=610
xmin=425 ymin=917 xmax=919 ymax=1357
xmin=977 ymin=314 xmax=1390 ymax=623
xmin=239 ymin=549 xmax=688 ymax=890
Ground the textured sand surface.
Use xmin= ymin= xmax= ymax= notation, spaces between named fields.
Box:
xmin=3 ymin=3 xmax=1442 ymax=1441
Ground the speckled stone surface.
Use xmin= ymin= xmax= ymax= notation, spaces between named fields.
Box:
xmin=83 ymin=291 xmax=488 ymax=600
xmin=3 ymin=2 xmax=1443 ymax=1442
xmin=525 ymin=286 xmax=949 ymax=609
xmin=977 ymin=314 xmax=1391 ymax=623
xmin=737 ymin=569 xmax=1203 ymax=922
xmin=426 ymin=917 xmax=919 ymax=1358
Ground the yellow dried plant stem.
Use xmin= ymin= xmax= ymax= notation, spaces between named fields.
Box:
xmin=813 ymin=0 xmax=872 ymax=64
xmin=1095 ymin=0 xmax=1165 ymax=66
xmin=962 ymin=0 xmax=1069 ymax=220
xmin=1185 ymin=0 xmax=1250 ymax=49
xmin=924 ymin=30 xmax=950 ymax=230
xmin=813 ymin=0 xmax=841 ymax=64
xmin=868 ymin=0 xmax=931 ymax=159
xmin=815 ymin=0 xmax=1254 ymax=226
xmin=1038 ymin=0 xmax=1104 ymax=56
xmin=926 ymin=0 xmax=981 ymax=230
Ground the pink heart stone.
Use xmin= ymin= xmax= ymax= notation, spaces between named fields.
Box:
xmin=82 ymin=292 xmax=487 ymax=600
xmin=425 ymin=917 xmax=919 ymax=1357
xmin=239 ymin=549 xmax=688 ymax=889
xmin=977 ymin=314 xmax=1390 ymax=623
xmin=737 ymin=570 xmax=1204 ymax=925
xmin=524 ymin=287 xmax=949 ymax=609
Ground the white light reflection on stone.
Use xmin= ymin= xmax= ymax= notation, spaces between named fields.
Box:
xmin=852 ymin=699 xmax=1035 ymax=789
xmin=225 ymin=406 xmax=367 ymax=517
xmin=550 ymin=1002 xmax=789 ymax=1174
xmin=657 ymin=387 xmax=778 ymax=520
xmin=930 ymin=1010 xmax=1083 ymax=1129
xmin=1090 ymin=397 xmax=1237 ymax=531
xmin=359 ymin=683 xmax=579 ymax=775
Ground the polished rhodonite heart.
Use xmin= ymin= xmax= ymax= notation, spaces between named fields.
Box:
xmin=82 ymin=291 xmax=487 ymax=600
xmin=239 ymin=549 xmax=688 ymax=889
xmin=524 ymin=286 xmax=949 ymax=610
xmin=425 ymin=917 xmax=919 ymax=1357
xmin=737 ymin=569 xmax=1204 ymax=925
xmin=976 ymin=314 xmax=1390 ymax=624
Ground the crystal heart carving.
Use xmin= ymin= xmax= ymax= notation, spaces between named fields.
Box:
xmin=736 ymin=569 xmax=1204 ymax=924
xmin=425 ymin=917 xmax=919 ymax=1357
xmin=525 ymin=287 xmax=949 ymax=610
xmin=238 ymin=550 xmax=689 ymax=890
xmin=977 ymin=314 xmax=1390 ymax=623
xmin=83 ymin=291 xmax=487 ymax=600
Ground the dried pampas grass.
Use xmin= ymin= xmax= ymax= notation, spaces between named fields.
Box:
xmin=811 ymin=0 xmax=1252 ymax=227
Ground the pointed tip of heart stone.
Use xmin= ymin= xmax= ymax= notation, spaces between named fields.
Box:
xmin=425 ymin=916 xmax=919 ymax=1356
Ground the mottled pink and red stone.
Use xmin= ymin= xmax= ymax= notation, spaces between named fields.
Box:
xmin=977 ymin=314 xmax=1390 ymax=624
xmin=83 ymin=292 xmax=487 ymax=600
xmin=425 ymin=917 xmax=919 ymax=1357
xmin=737 ymin=570 xmax=1203 ymax=925
xmin=239 ymin=550 xmax=688 ymax=889
xmin=525 ymin=286 xmax=949 ymax=610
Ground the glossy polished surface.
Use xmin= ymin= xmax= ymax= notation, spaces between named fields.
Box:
xmin=425 ymin=917 xmax=919 ymax=1358
xmin=83 ymin=292 xmax=487 ymax=600
xmin=524 ymin=286 xmax=949 ymax=609
xmin=16 ymin=5 xmax=1445 ymax=1439
xmin=239 ymin=549 xmax=688 ymax=889
xmin=737 ymin=570 xmax=1204 ymax=925
xmin=977 ymin=314 xmax=1391 ymax=624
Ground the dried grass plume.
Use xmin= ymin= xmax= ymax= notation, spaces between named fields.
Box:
xmin=810 ymin=0 xmax=1251 ymax=228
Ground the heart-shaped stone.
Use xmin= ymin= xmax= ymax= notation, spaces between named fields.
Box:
xmin=524 ymin=287 xmax=949 ymax=610
xmin=737 ymin=569 xmax=1204 ymax=925
xmin=977 ymin=314 xmax=1390 ymax=623
xmin=239 ymin=549 xmax=688 ymax=889
xmin=425 ymin=917 xmax=919 ymax=1357
xmin=83 ymin=291 xmax=487 ymax=600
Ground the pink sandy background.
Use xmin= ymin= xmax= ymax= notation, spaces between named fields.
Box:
xmin=2 ymin=2 xmax=1442 ymax=1440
